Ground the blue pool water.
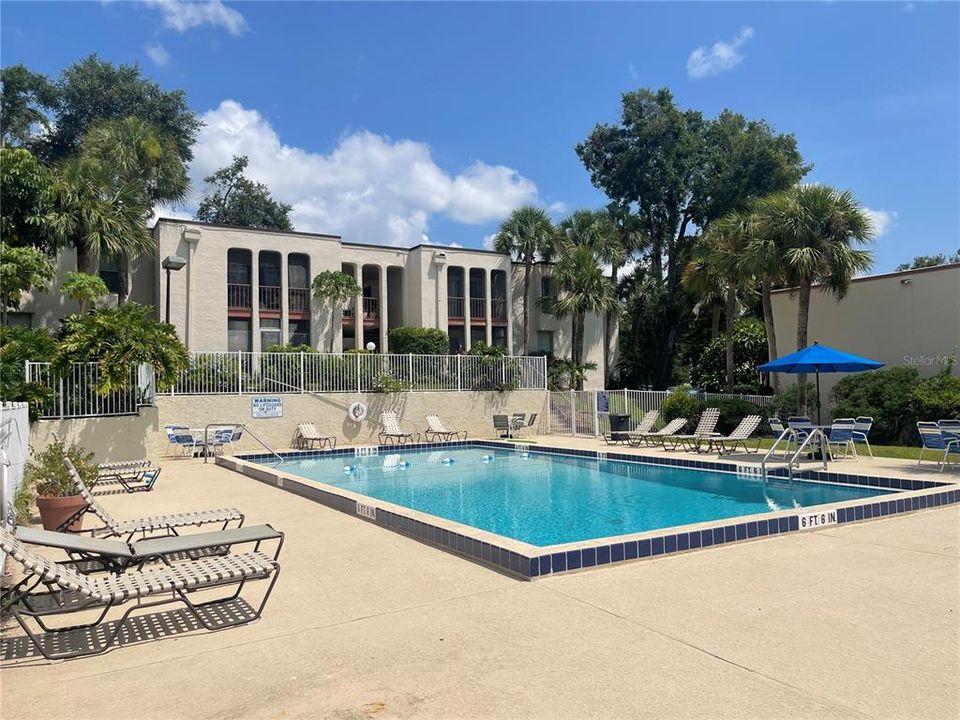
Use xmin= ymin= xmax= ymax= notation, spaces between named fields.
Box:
xmin=267 ymin=447 xmax=891 ymax=546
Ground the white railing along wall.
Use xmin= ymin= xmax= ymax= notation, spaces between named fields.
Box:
xmin=24 ymin=362 xmax=151 ymax=420
xmin=547 ymin=389 xmax=775 ymax=436
xmin=170 ymin=352 xmax=547 ymax=395
xmin=1 ymin=401 xmax=30 ymax=533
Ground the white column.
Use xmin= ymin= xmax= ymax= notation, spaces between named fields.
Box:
xmin=505 ymin=264 xmax=514 ymax=354
xmin=379 ymin=265 xmax=389 ymax=353
xmin=280 ymin=253 xmax=289 ymax=345
xmin=463 ymin=267 xmax=472 ymax=351
xmin=354 ymin=265 xmax=364 ymax=350
xmin=485 ymin=268 xmax=493 ymax=346
xmin=251 ymin=252 xmax=261 ymax=353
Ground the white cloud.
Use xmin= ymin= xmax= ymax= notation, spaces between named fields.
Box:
xmin=864 ymin=208 xmax=898 ymax=237
xmin=628 ymin=63 xmax=639 ymax=81
xmin=546 ymin=201 xmax=568 ymax=216
xmin=687 ymin=26 xmax=754 ymax=80
xmin=145 ymin=43 xmax=170 ymax=66
xmin=482 ymin=234 xmax=497 ymax=251
xmin=143 ymin=0 xmax=247 ymax=36
xmin=187 ymin=100 xmax=542 ymax=247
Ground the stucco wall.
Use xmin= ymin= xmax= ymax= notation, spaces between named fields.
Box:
xmin=770 ymin=264 xmax=960 ymax=403
xmin=29 ymin=392 xmax=547 ymax=462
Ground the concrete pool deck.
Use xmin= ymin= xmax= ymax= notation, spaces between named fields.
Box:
xmin=2 ymin=445 xmax=958 ymax=719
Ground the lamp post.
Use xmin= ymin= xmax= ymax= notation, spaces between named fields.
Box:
xmin=161 ymin=254 xmax=187 ymax=324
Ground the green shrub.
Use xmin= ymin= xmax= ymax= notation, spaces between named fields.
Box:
xmin=711 ymin=398 xmax=764 ymax=435
xmin=831 ymin=367 xmax=921 ymax=444
xmin=370 ymin=372 xmax=407 ymax=393
xmin=661 ymin=385 xmax=704 ymax=424
xmin=25 ymin=440 xmax=97 ymax=498
xmin=263 ymin=343 xmax=317 ymax=354
xmin=690 ymin=318 xmax=769 ymax=393
xmin=0 ymin=325 xmax=57 ymax=420
xmin=388 ymin=327 xmax=449 ymax=355
xmin=912 ymin=372 xmax=960 ymax=423
xmin=769 ymin=382 xmax=817 ymax=419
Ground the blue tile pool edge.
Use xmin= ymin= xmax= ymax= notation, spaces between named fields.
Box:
xmin=223 ymin=445 xmax=960 ymax=580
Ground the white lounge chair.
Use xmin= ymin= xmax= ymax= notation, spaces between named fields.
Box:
xmin=620 ymin=411 xmax=659 ymax=446
xmin=707 ymin=415 xmax=763 ymax=455
xmin=379 ymin=412 xmax=420 ymax=445
xmin=663 ymin=408 xmax=721 ymax=451
xmin=424 ymin=415 xmax=467 ymax=442
xmin=295 ymin=423 xmax=336 ymax=450
xmin=629 ymin=418 xmax=687 ymax=447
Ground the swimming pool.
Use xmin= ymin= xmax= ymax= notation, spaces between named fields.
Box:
xmin=266 ymin=446 xmax=890 ymax=546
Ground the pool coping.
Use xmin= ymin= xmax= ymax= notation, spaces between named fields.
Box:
xmin=219 ymin=440 xmax=960 ymax=580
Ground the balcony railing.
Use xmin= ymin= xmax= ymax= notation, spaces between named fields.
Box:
xmin=448 ymin=296 xmax=464 ymax=319
xmin=342 ymin=301 xmax=354 ymax=320
xmin=469 ymin=297 xmax=486 ymax=320
xmin=227 ymin=283 xmax=252 ymax=309
xmin=259 ymin=285 xmax=281 ymax=311
xmin=492 ymin=297 xmax=507 ymax=321
xmin=362 ymin=297 xmax=379 ymax=320
xmin=288 ymin=287 xmax=310 ymax=313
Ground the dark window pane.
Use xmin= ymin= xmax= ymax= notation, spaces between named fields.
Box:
xmin=288 ymin=254 xmax=309 ymax=288
xmin=227 ymin=318 xmax=251 ymax=352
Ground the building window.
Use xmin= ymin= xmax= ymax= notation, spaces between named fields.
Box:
xmin=288 ymin=254 xmax=310 ymax=313
xmin=227 ymin=318 xmax=252 ymax=352
xmin=259 ymin=251 xmax=282 ymax=311
xmin=492 ymin=326 xmax=508 ymax=349
xmin=289 ymin=319 xmax=310 ymax=347
xmin=227 ymin=249 xmax=252 ymax=308
xmin=260 ymin=317 xmax=281 ymax=350
xmin=99 ymin=253 xmax=122 ymax=294
xmin=536 ymin=331 xmax=554 ymax=354
xmin=5 ymin=312 xmax=32 ymax=328
xmin=540 ymin=276 xmax=554 ymax=314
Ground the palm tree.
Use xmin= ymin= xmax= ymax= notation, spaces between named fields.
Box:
xmin=741 ymin=218 xmax=785 ymax=391
xmin=754 ymin=185 xmax=874 ymax=411
xmin=81 ymin=118 xmax=189 ymax=302
xmin=492 ymin=206 xmax=555 ymax=354
xmin=312 ymin=270 xmax=362 ymax=352
xmin=684 ymin=211 xmax=754 ymax=392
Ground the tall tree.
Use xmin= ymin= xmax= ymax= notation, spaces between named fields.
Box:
xmin=754 ymin=185 xmax=874 ymax=411
xmin=0 ymin=65 xmax=57 ymax=147
xmin=895 ymin=251 xmax=960 ymax=271
xmin=0 ymin=147 xmax=59 ymax=253
xmin=492 ymin=206 xmax=555 ymax=354
xmin=82 ymin=117 xmax=189 ymax=301
xmin=0 ymin=245 xmax=55 ymax=324
xmin=31 ymin=55 xmax=200 ymax=164
xmin=576 ymin=89 xmax=808 ymax=386
xmin=196 ymin=155 xmax=293 ymax=231
xmin=311 ymin=270 xmax=362 ymax=352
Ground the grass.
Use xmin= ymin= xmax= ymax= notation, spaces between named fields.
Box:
xmin=752 ymin=438 xmax=925 ymax=461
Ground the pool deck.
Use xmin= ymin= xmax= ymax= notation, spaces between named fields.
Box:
xmin=2 ymin=438 xmax=958 ymax=719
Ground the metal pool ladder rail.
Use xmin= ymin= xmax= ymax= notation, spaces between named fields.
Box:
xmin=761 ymin=427 xmax=829 ymax=482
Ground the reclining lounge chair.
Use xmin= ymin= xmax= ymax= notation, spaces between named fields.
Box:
xmin=619 ymin=411 xmax=658 ymax=446
xmin=628 ymin=418 xmax=687 ymax=448
xmin=424 ymin=415 xmax=467 ymax=442
xmin=706 ymin=415 xmax=763 ymax=455
xmin=379 ymin=412 xmax=420 ymax=445
xmin=64 ymin=457 xmax=245 ymax=541
xmin=0 ymin=527 xmax=281 ymax=661
xmin=94 ymin=460 xmax=162 ymax=493
xmin=294 ymin=423 xmax=336 ymax=450
xmin=662 ymin=408 xmax=721 ymax=451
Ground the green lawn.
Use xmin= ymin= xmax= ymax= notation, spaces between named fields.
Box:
xmin=752 ymin=438 xmax=924 ymax=460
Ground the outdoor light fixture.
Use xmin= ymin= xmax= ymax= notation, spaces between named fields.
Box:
xmin=366 ymin=342 xmax=376 ymax=352
xmin=161 ymin=254 xmax=187 ymax=323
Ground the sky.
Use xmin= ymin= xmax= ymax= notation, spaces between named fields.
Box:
xmin=2 ymin=1 xmax=958 ymax=272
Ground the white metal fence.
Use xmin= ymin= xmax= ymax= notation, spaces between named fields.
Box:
xmin=547 ymin=389 xmax=775 ymax=436
xmin=1 ymin=401 xmax=29 ymax=533
xmin=169 ymin=352 xmax=548 ymax=395
xmin=24 ymin=362 xmax=154 ymax=419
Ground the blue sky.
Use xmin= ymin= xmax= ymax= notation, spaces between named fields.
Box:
xmin=2 ymin=1 xmax=958 ymax=271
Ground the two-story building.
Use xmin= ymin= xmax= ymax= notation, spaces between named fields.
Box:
xmin=14 ymin=219 xmax=612 ymax=389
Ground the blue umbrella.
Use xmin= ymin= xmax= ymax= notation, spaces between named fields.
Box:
xmin=759 ymin=342 xmax=884 ymax=424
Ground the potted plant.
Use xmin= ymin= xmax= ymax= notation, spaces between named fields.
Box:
xmin=25 ymin=440 xmax=98 ymax=531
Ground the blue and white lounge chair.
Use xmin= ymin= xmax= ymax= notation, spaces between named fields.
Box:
xmin=768 ymin=417 xmax=794 ymax=456
xmin=917 ymin=422 xmax=959 ymax=470
xmin=826 ymin=418 xmax=857 ymax=460
xmin=852 ymin=416 xmax=874 ymax=457
xmin=787 ymin=416 xmax=814 ymax=442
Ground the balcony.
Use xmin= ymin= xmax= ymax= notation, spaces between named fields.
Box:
xmin=288 ymin=287 xmax=310 ymax=313
xmin=469 ymin=297 xmax=486 ymax=320
xmin=259 ymin=285 xmax=281 ymax=311
xmin=448 ymin=296 xmax=464 ymax=320
xmin=362 ymin=297 xmax=379 ymax=320
xmin=491 ymin=297 xmax=508 ymax=322
xmin=227 ymin=283 xmax=252 ymax=309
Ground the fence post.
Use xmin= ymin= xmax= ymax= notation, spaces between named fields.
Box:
xmin=238 ymin=351 xmax=243 ymax=395
xmin=356 ymin=352 xmax=362 ymax=394
xmin=457 ymin=354 xmax=462 ymax=391
xmin=593 ymin=391 xmax=600 ymax=437
xmin=408 ymin=353 xmax=414 ymax=390
xmin=58 ymin=375 xmax=65 ymax=420
xmin=300 ymin=351 xmax=305 ymax=393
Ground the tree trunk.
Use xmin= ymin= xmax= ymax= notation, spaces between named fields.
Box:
xmin=330 ymin=308 xmax=337 ymax=352
xmin=75 ymin=241 xmax=97 ymax=275
xmin=796 ymin=278 xmax=812 ymax=413
xmin=573 ymin=313 xmax=586 ymax=389
xmin=724 ymin=282 xmax=736 ymax=392
xmin=522 ymin=257 xmax=531 ymax=355
xmin=710 ymin=304 xmax=721 ymax=340
xmin=118 ymin=252 xmax=132 ymax=305
xmin=760 ymin=274 xmax=779 ymax=392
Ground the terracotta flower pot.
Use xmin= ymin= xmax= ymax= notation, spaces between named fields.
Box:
xmin=36 ymin=495 xmax=87 ymax=532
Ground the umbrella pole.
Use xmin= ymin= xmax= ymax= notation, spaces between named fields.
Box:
xmin=816 ymin=372 xmax=822 ymax=426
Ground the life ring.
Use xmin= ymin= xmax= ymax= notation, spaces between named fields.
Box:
xmin=348 ymin=402 xmax=368 ymax=422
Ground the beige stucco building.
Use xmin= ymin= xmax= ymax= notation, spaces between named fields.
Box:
xmin=770 ymin=263 xmax=960 ymax=401
xmin=13 ymin=219 xmax=611 ymax=389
